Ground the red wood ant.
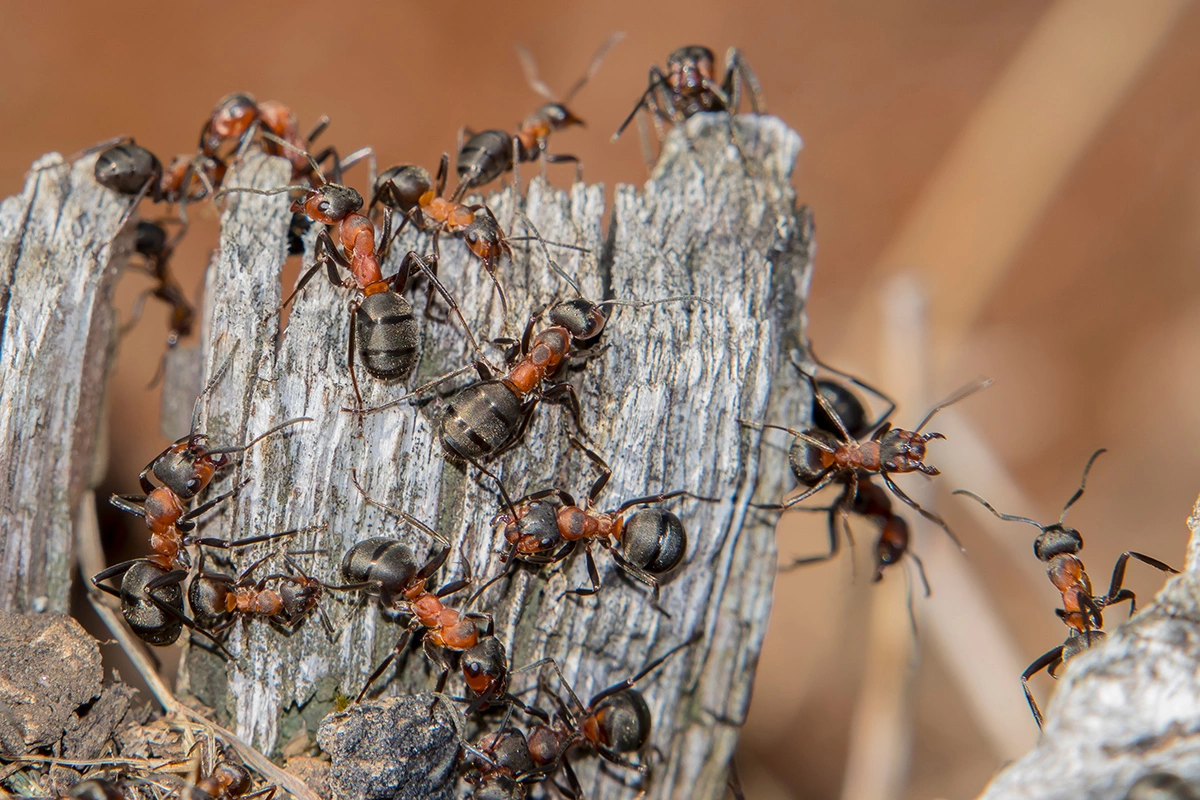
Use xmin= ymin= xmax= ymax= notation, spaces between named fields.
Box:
xmin=612 ymin=46 xmax=765 ymax=150
xmin=741 ymin=371 xmax=990 ymax=552
xmin=953 ymin=449 xmax=1178 ymax=727
xmin=221 ymin=136 xmax=486 ymax=408
xmin=184 ymin=759 xmax=275 ymax=800
xmin=199 ymin=93 xmax=334 ymax=183
xmin=470 ymin=634 xmax=700 ymax=799
xmin=343 ymin=472 xmax=502 ymax=705
xmin=187 ymin=546 xmax=336 ymax=637
xmin=476 ymin=437 xmax=712 ymax=611
xmin=119 ymin=219 xmax=196 ymax=385
xmin=454 ymin=34 xmax=623 ymax=196
xmin=109 ymin=352 xmax=311 ymax=570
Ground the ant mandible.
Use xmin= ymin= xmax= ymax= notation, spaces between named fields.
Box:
xmin=454 ymin=34 xmax=624 ymax=196
xmin=742 ymin=371 xmax=990 ymax=552
xmin=954 ymin=449 xmax=1178 ymax=726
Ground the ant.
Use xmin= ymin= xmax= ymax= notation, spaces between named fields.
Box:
xmin=480 ymin=635 xmax=700 ymax=799
xmin=184 ymin=759 xmax=274 ymax=800
xmin=187 ymin=545 xmax=336 ymax=637
xmin=90 ymin=558 xmax=232 ymax=656
xmin=367 ymin=154 xmax=514 ymax=317
xmin=221 ymin=136 xmax=486 ymax=408
xmin=354 ymin=290 xmax=704 ymax=462
xmin=477 ymin=436 xmax=713 ymax=611
xmin=109 ymin=350 xmax=310 ymax=569
xmin=119 ymin=219 xmax=197 ymax=384
xmin=199 ymin=93 xmax=335 ymax=184
xmin=92 ymin=140 xmax=227 ymax=230
xmin=740 ymin=371 xmax=991 ymax=553
xmin=954 ymin=449 xmax=1178 ymax=727
xmin=454 ymin=34 xmax=623 ymax=196
xmin=342 ymin=473 xmax=503 ymax=705
xmin=612 ymin=45 xmax=765 ymax=163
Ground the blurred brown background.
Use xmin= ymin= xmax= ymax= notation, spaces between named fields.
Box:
xmin=4 ymin=1 xmax=1198 ymax=797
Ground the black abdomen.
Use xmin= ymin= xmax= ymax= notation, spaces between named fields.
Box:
xmin=440 ymin=380 xmax=524 ymax=461
xmin=356 ymin=292 xmax=418 ymax=379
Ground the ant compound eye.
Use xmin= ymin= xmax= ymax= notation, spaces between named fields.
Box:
xmin=318 ymin=201 xmax=331 ymax=215
xmin=467 ymin=231 xmax=478 ymax=243
xmin=187 ymin=478 xmax=200 ymax=493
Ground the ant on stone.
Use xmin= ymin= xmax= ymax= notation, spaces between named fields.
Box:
xmin=475 ymin=436 xmax=714 ymax=613
xmin=954 ymin=449 xmax=1178 ymax=727
xmin=454 ymin=33 xmax=624 ymax=196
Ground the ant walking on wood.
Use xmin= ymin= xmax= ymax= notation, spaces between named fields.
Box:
xmin=954 ymin=449 xmax=1178 ymax=727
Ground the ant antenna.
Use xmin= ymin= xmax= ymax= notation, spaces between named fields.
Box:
xmin=597 ymin=294 xmax=714 ymax=310
xmin=512 ymin=210 xmax=583 ymax=296
xmin=205 ymin=417 xmax=313 ymax=457
xmin=1060 ymin=448 xmax=1107 ymax=523
xmin=913 ymin=378 xmax=993 ymax=433
xmin=563 ymin=32 xmax=626 ymax=103
xmin=189 ymin=342 xmax=240 ymax=434
xmin=350 ymin=469 xmax=449 ymax=547
xmin=516 ymin=33 xmax=625 ymax=106
xmin=260 ymin=131 xmax=328 ymax=186
xmin=952 ymin=490 xmax=1044 ymax=532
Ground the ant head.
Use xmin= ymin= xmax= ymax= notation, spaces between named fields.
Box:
xmin=154 ymin=440 xmax=222 ymax=499
xmin=461 ymin=636 xmax=509 ymax=698
xmin=375 ymin=165 xmax=432 ymax=213
xmin=549 ymin=298 xmax=608 ymax=343
xmin=586 ymin=689 xmax=652 ymax=754
xmin=296 ymin=182 xmax=363 ymax=224
xmin=788 ymin=428 xmax=841 ymax=487
xmin=187 ymin=573 xmax=233 ymax=630
xmin=1033 ymin=523 xmax=1083 ymax=562
xmin=503 ymin=500 xmax=563 ymax=556
xmin=94 ymin=143 xmax=162 ymax=195
xmin=462 ymin=211 xmax=511 ymax=263
xmin=620 ymin=508 xmax=687 ymax=574
xmin=211 ymin=94 xmax=257 ymax=134
xmin=279 ymin=576 xmax=321 ymax=619
xmin=667 ymin=45 xmax=716 ymax=85
xmin=872 ymin=515 xmax=910 ymax=582
xmin=542 ymin=103 xmax=585 ymax=130
xmin=813 ymin=380 xmax=870 ymax=440
xmin=877 ymin=429 xmax=939 ymax=475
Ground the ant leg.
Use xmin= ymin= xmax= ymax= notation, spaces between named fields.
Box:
xmin=1104 ymin=551 xmax=1178 ymax=607
xmin=174 ymin=481 xmax=249 ymax=532
xmin=544 ymin=153 xmax=583 ymax=182
xmin=186 ymin=525 xmax=305 ymax=552
xmin=613 ymin=489 xmax=719 ymax=516
xmin=800 ymin=348 xmax=897 ymax=428
xmin=1104 ymin=588 xmax=1137 ymax=617
xmin=110 ymin=494 xmax=148 ymax=518
xmin=142 ymin=570 xmax=234 ymax=659
xmin=511 ymin=134 xmax=522 ymax=190
xmin=557 ymin=759 xmax=586 ymax=799
xmin=541 ymin=382 xmax=588 ymax=440
xmin=422 ymin=638 xmax=453 ymax=694
xmin=881 ymin=473 xmax=966 ymax=554
xmin=119 ymin=288 xmax=155 ymax=339
xmin=399 ymin=251 xmax=487 ymax=362
xmin=782 ymin=502 xmax=842 ymax=572
xmin=347 ymin=297 xmax=364 ymax=411
xmin=90 ymin=560 xmax=140 ymax=596
xmin=776 ymin=470 xmax=840 ymax=511
xmin=356 ymin=623 xmax=417 ymax=703
xmin=909 ymin=551 xmax=931 ymax=598
xmin=344 ymin=360 xmax=479 ymax=416
xmin=350 ymin=469 xmax=449 ymax=546
xmin=564 ymin=435 xmax=612 ymax=505
xmin=585 ymin=633 xmax=702 ymax=706
xmin=1022 ymin=645 xmax=1065 ymax=730
xmin=561 ymin=545 xmax=603 ymax=599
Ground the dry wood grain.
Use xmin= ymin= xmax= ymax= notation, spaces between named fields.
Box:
xmin=174 ymin=113 xmax=812 ymax=800
xmin=0 ymin=153 xmax=130 ymax=614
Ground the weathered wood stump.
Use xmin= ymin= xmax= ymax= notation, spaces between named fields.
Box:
xmin=175 ymin=114 xmax=812 ymax=799
xmin=0 ymin=154 xmax=129 ymax=614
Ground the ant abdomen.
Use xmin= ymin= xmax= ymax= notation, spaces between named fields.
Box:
xmin=372 ymin=165 xmax=431 ymax=214
xmin=457 ymin=130 xmax=514 ymax=189
xmin=812 ymin=379 xmax=870 ymax=439
xmin=94 ymin=143 xmax=163 ymax=195
xmin=340 ymin=537 xmax=419 ymax=604
xmin=122 ymin=561 xmax=183 ymax=646
xmin=441 ymin=381 xmax=524 ymax=462
xmin=589 ymin=689 xmax=653 ymax=753
xmin=621 ymin=508 xmax=687 ymax=574
xmin=787 ymin=429 xmax=839 ymax=486
xmin=355 ymin=293 xmax=419 ymax=379
xmin=188 ymin=574 xmax=234 ymax=630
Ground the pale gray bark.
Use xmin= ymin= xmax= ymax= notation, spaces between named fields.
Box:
xmin=172 ymin=113 xmax=811 ymax=800
xmin=0 ymin=154 xmax=129 ymax=613
xmin=978 ymin=494 xmax=1200 ymax=800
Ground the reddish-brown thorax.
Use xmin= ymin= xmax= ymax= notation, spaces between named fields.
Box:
xmin=503 ymin=328 xmax=571 ymax=396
